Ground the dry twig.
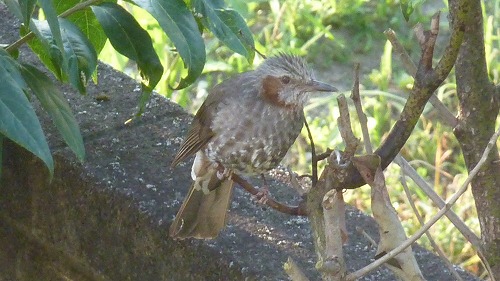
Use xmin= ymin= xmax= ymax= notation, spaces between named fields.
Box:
xmin=355 ymin=226 xmax=377 ymax=247
xmin=394 ymin=155 xmax=482 ymax=248
xmin=384 ymin=28 xmax=457 ymax=127
xmin=304 ymin=119 xmax=319 ymax=186
xmin=347 ymin=126 xmax=500 ymax=280
xmin=350 ymin=63 xmax=373 ymax=154
xmin=337 ymin=95 xmax=360 ymax=157
xmin=400 ymin=171 xmax=464 ymax=281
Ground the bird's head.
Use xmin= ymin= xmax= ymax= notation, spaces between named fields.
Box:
xmin=256 ymin=53 xmax=337 ymax=108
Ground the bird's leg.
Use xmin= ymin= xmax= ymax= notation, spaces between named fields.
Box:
xmin=253 ymin=174 xmax=270 ymax=205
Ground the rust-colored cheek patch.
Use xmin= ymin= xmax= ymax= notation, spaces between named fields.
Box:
xmin=262 ymin=75 xmax=286 ymax=107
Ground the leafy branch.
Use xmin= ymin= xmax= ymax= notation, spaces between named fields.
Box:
xmin=5 ymin=0 xmax=103 ymax=53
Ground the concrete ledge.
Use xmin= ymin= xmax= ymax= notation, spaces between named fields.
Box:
xmin=0 ymin=4 xmax=478 ymax=280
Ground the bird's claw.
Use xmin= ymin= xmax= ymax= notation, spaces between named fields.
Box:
xmin=253 ymin=186 xmax=270 ymax=205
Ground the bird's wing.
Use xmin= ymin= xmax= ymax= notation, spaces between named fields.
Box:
xmin=171 ymin=116 xmax=214 ymax=167
xmin=171 ymin=73 xmax=251 ymax=167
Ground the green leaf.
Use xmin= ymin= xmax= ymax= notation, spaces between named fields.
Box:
xmin=91 ymin=2 xmax=163 ymax=92
xmin=194 ymin=0 xmax=254 ymax=63
xmin=0 ymin=49 xmax=54 ymax=176
xmin=53 ymin=0 xmax=111 ymax=55
xmin=20 ymin=64 xmax=85 ymax=163
xmin=59 ymin=18 xmax=98 ymax=94
xmin=30 ymin=18 xmax=98 ymax=94
xmin=19 ymin=0 xmax=37 ymax=25
xmin=400 ymin=0 xmax=426 ymax=22
xmin=131 ymin=0 xmax=206 ymax=89
xmin=37 ymin=0 xmax=65 ymax=54
xmin=26 ymin=20 xmax=65 ymax=80
xmin=400 ymin=1 xmax=413 ymax=22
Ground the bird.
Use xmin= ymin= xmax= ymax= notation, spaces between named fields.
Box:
xmin=169 ymin=53 xmax=337 ymax=239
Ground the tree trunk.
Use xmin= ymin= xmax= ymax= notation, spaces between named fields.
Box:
xmin=450 ymin=0 xmax=500 ymax=277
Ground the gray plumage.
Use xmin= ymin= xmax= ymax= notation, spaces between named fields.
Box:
xmin=169 ymin=54 xmax=337 ymax=239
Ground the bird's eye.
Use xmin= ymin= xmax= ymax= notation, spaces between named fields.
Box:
xmin=280 ymin=75 xmax=291 ymax=84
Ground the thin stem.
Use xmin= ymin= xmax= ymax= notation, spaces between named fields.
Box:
xmin=59 ymin=0 xmax=102 ymax=18
xmin=5 ymin=0 xmax=103 ymax=53
xmin=350 ymin=63 xmax=372 ymax=154
xmin=384 ymin=28 xmax=457 ymax=128
xmin=400 ymin=170 xmax=464 ymax=281
xmin=394 ymin=155 xmax=482 ymax=248
xmin=304 ymin=119 xmax=318 ymax=186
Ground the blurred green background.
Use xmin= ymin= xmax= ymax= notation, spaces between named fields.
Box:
xmin=99 ymin=0 xmax=500 ymax=277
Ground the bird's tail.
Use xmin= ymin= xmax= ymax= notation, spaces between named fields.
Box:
xmin=169 ymin=151 xmax=234 ymax=239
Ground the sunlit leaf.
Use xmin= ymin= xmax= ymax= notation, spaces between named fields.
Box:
xmin=91 ymin=2 xmax=163 ymax=92
xmin=53 ymin=0 xmax=111 ymax=55
xmin=131 ymin=0 xmax=205 ymax=89
xmin=30 ymin=18 xmax=98 ymax=93
xmin=194 ymin=0 xmax=254 ymax=63
xmin=59 ymin=18 xmax=98 ymax=93
xmin=27 ymin=20 xmax=65 ymax=80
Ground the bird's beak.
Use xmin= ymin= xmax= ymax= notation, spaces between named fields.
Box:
xmin=305 ymin=79 xmax=338 ymax=92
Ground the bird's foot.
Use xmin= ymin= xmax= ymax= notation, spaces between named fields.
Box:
xmin=253 ymin=185 xmax=270 ymax=205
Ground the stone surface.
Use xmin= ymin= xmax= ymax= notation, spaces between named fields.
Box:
xmin=0 ymin=4 xmax=479 ymax=281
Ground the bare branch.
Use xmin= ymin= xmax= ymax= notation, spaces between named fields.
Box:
xmin=337 ymin=94 xmax=360 ymax=157
xmin=384 ymin=28 xmax=458 ymax=127
xmin=348 ymin=125 xmax=500 ymax=280
xmin=316 ymin=148 xmax=334 ymax=162
xmin=350 ymin=64 xmax=373 ymax=154
xmin=371 ymin=11 xmax=464 ymax=180
xmin=416 ymin=12 xmax=440 ymax=70
xmin=407 ymin=159 xmax=454 ymax=180
xmin=384 ymin=29 xmax=417 ymax=76
xmin=324 ymin=10 xmax=465 ymax=190
xmin=414 ymin=24 xmax=426 ymax=49
xmin=355 ymin=226 xmax=377 ymax=247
